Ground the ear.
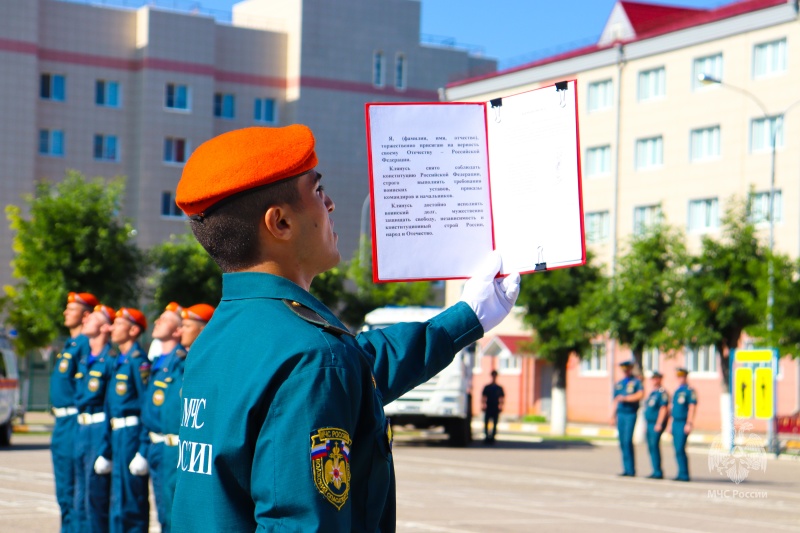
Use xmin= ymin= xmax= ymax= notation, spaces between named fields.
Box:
xmin=263 ymin=205 xmax=293 ymax=241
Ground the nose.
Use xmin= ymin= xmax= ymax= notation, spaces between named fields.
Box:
xmin=325 ymin=193 xmax=335 ymax=213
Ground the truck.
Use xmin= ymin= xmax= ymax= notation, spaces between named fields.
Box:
xmin=361 ymin=306 xmax=474 ymax=447
xmin=0 ymin=329 xmax=23 ymax=446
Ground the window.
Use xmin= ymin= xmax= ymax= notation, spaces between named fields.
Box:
xmin=165 ymin=83 xmax=189 ymax=110
xmin=580 ymin=342 xmax=607 ymax=375
xmin=750 ymin=116 xmax=784 ymax=152
xmin=164 ymin=137 xmax=187 ymax=164
xmin=585 ymin=145 xmax=611 ymax=176
xmin=690 ymin=126 xmax=721 ymax=161
xmin=38 ymin=129 xmax=64 ymax=156
xmin=161 ymin=191 xmax=184 ymax=218
xmin=395 ymin=54 xmax=406 ymax=90
xmin=373 ymin=51 xmax=385 ymax=87
xmin=635 ymin=136 xmax=663 ymax=170
xmin=637 ymin=67 xmax=665 ymax=101
xmin=213 ymin=93 xmax=235 ymax=119
xmin=95 ymin=80 xmax=120 ymax=107
xmin=688 ymin=198 xmax=719 ymax=232
xmin=254 ymin=98 xmax=276 ymax=123
xmin=93 ymin=134 xmax=118 ymax=161
xmin=643 ymin=348 xmax=660 ymax=375
xmin=585 ymin=211 xmax=610 ymax=244
xmin=498 ymin=350 xmax=521 ymax=373
xmin=753 ymin=38 xmax=787 ymax=78
xmin=686 ymin=345 xmax=718 ymax=375
xmin=587 ymin=79 xmax=613 ymax=112
xmin=749 ymin=190 xmax=782 ymax=224
xmin=692 ymin=53 xmax=723 ymax=90
xmin=40 ymin=73 xmax=65 ymax=101
xmin=633 ymin=205 xmax=661 ymax=235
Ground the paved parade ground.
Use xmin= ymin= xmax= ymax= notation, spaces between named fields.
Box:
xmin=1 ymin=432 xmax=799 ymax=532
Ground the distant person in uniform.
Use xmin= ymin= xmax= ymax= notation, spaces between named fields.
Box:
xmin=643 ymin=371 xmax=669 ymax=479
xmin=161 ymin=303 xmax=215 ymax=532
xmin=97 ymin=308 xmax=151 ymax=533
xmin=170 ymin=125 xmax=520 ymax=531
xmin=481 ymin=370 xmax=505 ymax=443
xmin=132 ymin=302 xmax=184 ymax=532
xmin=74 ymin=304 xmax=116 ymax=533
xmin=670 ymin=367 xmax=697 ymax=482
xmin=612 ymin=359 xmax=643 ymax=477
xmin=51 ymin=291 xmax=97 ymax=532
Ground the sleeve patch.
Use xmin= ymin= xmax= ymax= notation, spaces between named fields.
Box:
xmin=310 ymin=428 xmax=351 ymax=510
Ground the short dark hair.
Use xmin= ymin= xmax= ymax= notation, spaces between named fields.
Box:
xmin=190 ymin=176 xmax=302 ymax=272
xmin=491 ymin=370 xmax=498 ymax=378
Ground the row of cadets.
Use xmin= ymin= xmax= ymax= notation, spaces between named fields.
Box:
xmin=135 ymin=302 xmax=186 ymax=532
xmin=161 ymin=303 xmax=215 ymax=532
xmin=51 ymin=292 xmax=98 ymax=532
xmin=74 ymin=303 xmax=117 ymax=533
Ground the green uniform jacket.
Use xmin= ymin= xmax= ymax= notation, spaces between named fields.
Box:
xmin=172 ymin=272 xmax=482 ymax=532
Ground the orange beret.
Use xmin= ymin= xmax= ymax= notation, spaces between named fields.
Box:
xmin=164 ymin=302 xmax=183 ymax=318
xmin=94 ymin=305 xmax=116 ymax=323
xmin=116 ymin=307 xmax=148 ymax=330
xmin=68 ymin=292 xmax=99 ymax=309
xmin=181 ymin=304 xmax=215 ymax=323
xmin=175 ymin=125 xmax=318 ymax=217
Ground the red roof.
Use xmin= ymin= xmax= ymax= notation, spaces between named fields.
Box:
xmin=482 ymin=335 xmax=534 ymax=355
xmin=448 ymin=0 xmax=787 ymax=88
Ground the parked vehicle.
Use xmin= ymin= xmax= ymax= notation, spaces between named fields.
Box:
xmin=0 ymin=330 xmax=23 ymax=446
xmin=362 ymin=306 xmax=475 ymax=447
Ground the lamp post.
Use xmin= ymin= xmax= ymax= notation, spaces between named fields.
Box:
xmin=698 ymin=74 xmax=800 ymax=453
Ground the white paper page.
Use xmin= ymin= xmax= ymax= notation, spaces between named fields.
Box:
xmin=486 ymin=81 xmax=584 ymax=274
xmin=368 ymin=104 xmax=494 ymax=280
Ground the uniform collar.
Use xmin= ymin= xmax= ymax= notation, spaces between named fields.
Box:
xmin=87 ymin=343 xmax=112 ymax=365
xmin=118 ymin=341 xmax=143 ymax=365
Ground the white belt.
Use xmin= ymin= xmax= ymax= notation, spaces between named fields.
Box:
xmin=163 ymin=434 xmax=179 ymax=446
xmin=149 ymin=432 xmax=166 ymax=444
xmin=77 ymin=412 xmax=106 ymax=425
xmin=111 ymin=416 xmax=139 ymax=430
xmin=53 ymin=407 xmax=78 ymax=417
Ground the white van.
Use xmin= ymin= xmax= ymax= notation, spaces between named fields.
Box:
xmin=0 ymin=330 xmax=23 ymax=446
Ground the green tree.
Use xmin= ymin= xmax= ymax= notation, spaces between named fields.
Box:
xmin=516 ymin=252 xmax=607 ymax=435
xmin=148 ymin=233 xmax=222 ymax=312
xmin=747 ymin=251 xmax=800 ymax=358
xmin=309 ymin=265 xmax=348 ymax=312
xmin=607 ymin=222 xmax=687 ymax=369
xmin=4 ymin=171 xmax=144 ymax=353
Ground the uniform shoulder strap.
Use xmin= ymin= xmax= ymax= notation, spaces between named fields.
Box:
xmin=283 ymin=299 xmax=354 ymax=338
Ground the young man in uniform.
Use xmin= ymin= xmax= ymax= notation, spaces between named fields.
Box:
xmin=74 ymin=304 xmax=116 ymax=533
xmin=612 ymin=360 xmax=643 ymax=477
xmin=161 ymin=303 xmax=215 ymax=532
xmin=51 ymin=291 xmax=98 ymax=532
xmin=171 ymin=125 xmax=520 ymax=531
xmin=481 ymin=370 xmax=505 ymax=443
xmin=643 ymin=371 xmax=669 ymax=479
xmin=131 ymin=302 xmax=184 ymax=532
xmin=97 ymin=308 xmax=151 ymax=533
xmin=670 ymin=367 xmax=697 ymax=482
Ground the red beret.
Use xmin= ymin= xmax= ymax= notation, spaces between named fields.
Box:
xmin=175 ymin=125 xmax=318 ymax=217
xmin=164 ymin=302 xmax=183 ymax=318
xmin=68 ymin=292 xmax=99 ymax=309
xmin=94 ymin=305 xmax=116 ymax=323
xmin=116 ymin=307 xmax=148 ymax=330
xmin=181 ymin=304 xmax=215 ymax=323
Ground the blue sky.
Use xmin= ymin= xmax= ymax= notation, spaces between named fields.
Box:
xmin=195 ymin=0 xmax=738 ymax=68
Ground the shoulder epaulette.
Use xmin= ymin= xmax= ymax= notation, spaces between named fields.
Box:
xmin=283 ymin=299 xmax=354 ymax=338
xmin=176 ymin=348 xmax=187 ymax=358
xmin=131 ymin=350 xmax=141 ymax=359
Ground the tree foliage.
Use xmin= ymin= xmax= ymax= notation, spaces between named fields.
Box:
xmin=4 ymin=171 xmax=144 ymax=353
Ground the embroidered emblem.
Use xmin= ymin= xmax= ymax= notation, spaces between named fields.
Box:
xmin=371 ymin=374 xmax=377 ymax=389
xmin=678 ymin=395 xmax=685 ymax=405
xmin=88 ymin=377 xmax=100 ymax=392
xmin=59 ymin=359 xmax=69 ymax=373
xmin=310 ymin=428 xmax=351 ymax=510
xmin=386 ymin=420 xmax=393 ymax=451
xmin=153 ymin=389 xmax=165 ymax=406
xmin=116 ymin=381 xmax=127 ymax=396
xmin=626 ymin=382 xmax=634 ymax=393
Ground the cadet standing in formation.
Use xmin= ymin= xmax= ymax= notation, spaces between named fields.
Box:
xmin=51 ymin=292 xmax=97 ymax=532
xmin=670 ymin=367 xmax=697 ymax=482
xmin=643 ymin=371 xmax=669 ymax=479
xmin=612 ymin=360 xmax=643 ymax=477
xmin=74 ymin=304 xmax=116 ymax=533
xmin=161 ymin=303 xmax=215 ymax=532
xmin=171 ymin=125 xmax=520 ymax=531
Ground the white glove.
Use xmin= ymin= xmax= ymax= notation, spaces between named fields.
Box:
xmin=460 ymin=251 xmax=520 ymax=333
xmin=93 ymin=455 xmax=112 ymax=475
xmin=129 ymin=453 xmax=149 ymax=476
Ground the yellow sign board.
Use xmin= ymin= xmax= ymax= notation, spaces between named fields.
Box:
xmin=734 ymin=367 xmax=753 ymax=419
xmin=754 ymin=367 xmax=774 ymax=419
xmin=734 ymin=349 xmax=773 ymax=363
